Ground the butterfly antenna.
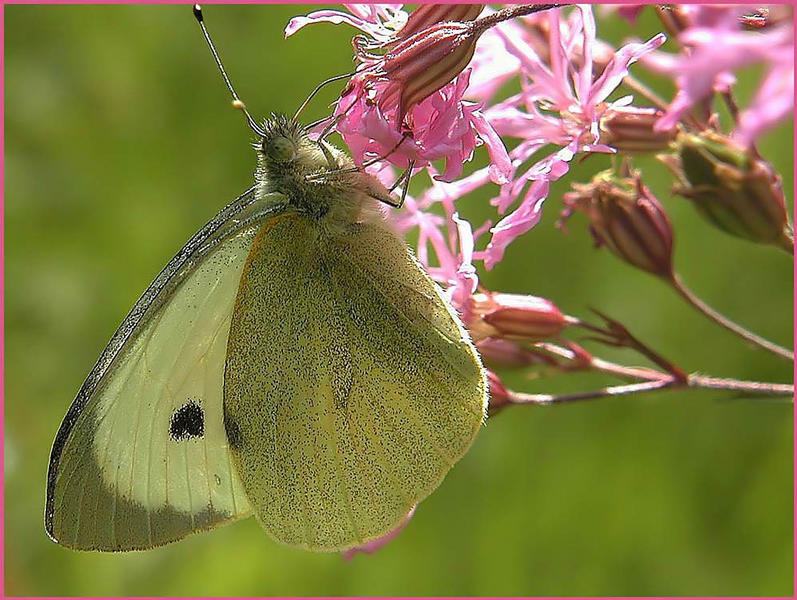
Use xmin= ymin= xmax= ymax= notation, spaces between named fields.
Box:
xmin=303 ymin=115 xmax=334 ymax=133
xmin=295 ymin=72 xmax=355 ymax=124
xmin=193 ymin=5 xmax=266 ymax=137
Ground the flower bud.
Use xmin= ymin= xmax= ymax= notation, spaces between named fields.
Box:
xmin=600 ymin=106 xmax=676 ymax=154
xmin=358 ymin=20 xmax=484 ymax=121
xmin=348 ymin=5 xmax=554 ymax=122
xmin=476 ymin=337 xmax=554 ymax=368
xmin=350 ymin=5 xmax=486 ymax=122
xmin=562 ymin=170 xmax=675 ymax=279
xmin=661 ymin=131 xmax=793 ymax=252
xmin=396 ymin=4 xmax=485 ymax=40
xmin=486 ymin=370 xmax=511 ymax=416
xmin=469 ymin=292 xmax=568 ymax=341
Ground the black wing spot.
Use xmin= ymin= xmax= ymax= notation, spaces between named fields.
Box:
xmin=170 ymin=400 xmax=205 ymax=441
xmin=224 ymin=413 xmax=242 ymax=450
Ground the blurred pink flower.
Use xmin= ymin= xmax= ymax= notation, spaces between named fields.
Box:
xmin=642 ymin=4 xmax=794 ymax=146
xmin=341 ymin=507 xmax=416 ymax=560
xmin=390 ymin=172 xmax=487 ymax=313
xmin=614 ymin=5 xmax=646 ymax=25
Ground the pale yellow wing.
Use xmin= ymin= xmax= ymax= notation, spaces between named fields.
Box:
xmin=46 ymin=190 xmax=287 ymax=550
xmin=224 ymin=214 xmax=487 ymax=551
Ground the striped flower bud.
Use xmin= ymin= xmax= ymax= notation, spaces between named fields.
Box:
xmin=469 ymin=292 xmax=568 ymax=341
xmin=660 ymin=131 xmax=793 ymax=253
xmin=600 ymin=106 xmax=676 ymax=154
xmin=393 ymin=4 xmax=485 ymax=40
xmin=562 ymin=170 xmax=675 ymax=279
xmin=486 ymin=370 xmax=511 ymax=416
xmin=349 ymin=4 xmax=555 ymax=122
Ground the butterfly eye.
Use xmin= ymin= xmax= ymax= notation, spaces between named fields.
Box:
xmin=264 ymin=136 xmax=297 ymax=162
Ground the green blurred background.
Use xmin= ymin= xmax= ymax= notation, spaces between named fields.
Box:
xmin=5 ymin=4 xmax=793 ymax=596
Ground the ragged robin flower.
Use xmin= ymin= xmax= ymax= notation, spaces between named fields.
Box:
xmin=287 ymin=4 xmax=517 ymax=184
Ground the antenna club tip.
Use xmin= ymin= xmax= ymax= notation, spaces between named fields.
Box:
xmin=192 ymin=5 xmax=203 ymax=22
xmin=232 ymin=99 xmax=246 ymax=111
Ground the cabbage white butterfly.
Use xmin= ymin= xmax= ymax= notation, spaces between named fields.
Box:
xmin=45 ymin=6 xmax=487 ymax=552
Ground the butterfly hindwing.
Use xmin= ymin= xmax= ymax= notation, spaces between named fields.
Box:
xmin=46 ymin=189 xmax=286 ymax=551
xmin=223 ymin=213 xmax=487 ymax=551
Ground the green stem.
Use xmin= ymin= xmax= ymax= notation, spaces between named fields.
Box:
xmin=621 ymin=75 xmax=670 ymax=112
xmin=671 ymin=274 xmax=794 ymax=361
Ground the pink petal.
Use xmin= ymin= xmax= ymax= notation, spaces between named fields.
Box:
xmin=484 ymin=146 xmax=577 ymax=269
xmin=285 ymin=10 xmax=381 ymax=38
xmin=450 ymin=212 xmax=479 ymax=309
xmin=588 ymin=33 xmax=666 ymax=105
xmin=469 ymin=109 xmax=513 ymax=185
xmin=485 ymin=179 xmax=550 ymax=269
xmin=734 ymin=63 xmax=794 ymax=146
xmin=424 ymin=166 xmax=493 ymax=203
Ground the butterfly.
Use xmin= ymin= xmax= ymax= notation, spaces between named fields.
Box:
xmin=45 ymin=108 xmax=488 ymax=552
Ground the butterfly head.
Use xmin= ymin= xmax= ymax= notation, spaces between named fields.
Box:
xmin=257 ymin=114 xmax=309 ymax=166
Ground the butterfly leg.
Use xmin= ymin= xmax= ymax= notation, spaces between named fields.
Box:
xmin=364 ymin=160 xmax=415 ymax=209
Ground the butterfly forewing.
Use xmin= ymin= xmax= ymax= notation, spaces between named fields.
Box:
xmin=46 ymin=190 xmax=286 ymax=550
xmin=224 ymin=214 xmax=487 ymax=551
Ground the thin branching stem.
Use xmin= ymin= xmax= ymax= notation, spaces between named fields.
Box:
xmin=688 ymin=375 xmax=793 ymax=395
xmin=671 ymin=274 xmax=794 ymax=361
xmin=509 ymin=379 xmax=676 ymax=405
xmin=506 ymin=374 xmax=793 ymax=407
xmin=473 ymin=4 xmax=560 ymax=33
xmin=621 ymin=74 xmax=670 ymax=112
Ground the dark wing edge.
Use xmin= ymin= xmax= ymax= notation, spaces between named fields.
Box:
xmin=45 ymin=187 xmax=286 ymax=539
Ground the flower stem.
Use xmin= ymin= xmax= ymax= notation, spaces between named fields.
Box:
xmin=509 ymin=378 xmax=675 ymax=405
xmin=573 ymin=312 xmax=688 ymax=381
xmin=621 ymin=75 xmax=669 ymax=112
xmin=535 ymin=341 xmax=668 ymax=381
xmin=506 ymin=373 xmax=793 ymax=406
xmin=721 ymin=90 xmax=740 ymax=126
xmin=473 ymin=4 xmax=560 ymax=33
xmin=688 ymin=375 xmax=793 ymax=395
xmin=671 ymin=273 xmax=794 ymax=361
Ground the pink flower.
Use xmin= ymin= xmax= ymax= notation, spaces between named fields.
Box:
xmin=391 ymin=174 xmax=486 ymax=313
xmin=472 ymin=6 xmax=665 ymax=267
xmin=642 ymin=4 xmax=794 ymax=146
xmin=287 ymin=4 xmax=512 ymax=185
xmin=336 ymin=70 xmax=511 ymax=184
xmin=287 ymin=5 xmax=666 ymax=283
xmin=613 ymin=5 xmax=646 ymax=25
xmin=285 ymin=5 xmax=407 ymax=42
